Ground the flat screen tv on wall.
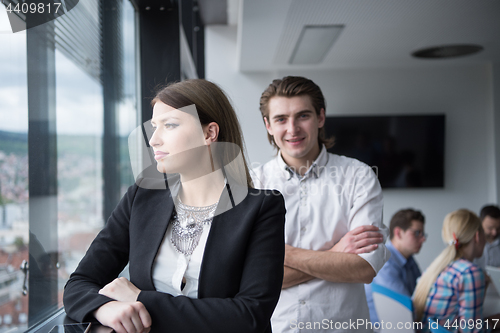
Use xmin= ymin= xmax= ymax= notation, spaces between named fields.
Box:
xmin=324 ymin=114 xmax=445 ymax=188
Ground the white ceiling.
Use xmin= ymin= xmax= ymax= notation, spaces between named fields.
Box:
xmin=237 ymin=0 xmax=500 ymax=72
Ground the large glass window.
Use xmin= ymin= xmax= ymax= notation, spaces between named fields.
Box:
xmin=0 ymin=0 xmax=138 ymax=331
xmin=55 ymin=48 xmax=105 ymax=302
xmin=0 ymin=7 xmax=29 ymax=331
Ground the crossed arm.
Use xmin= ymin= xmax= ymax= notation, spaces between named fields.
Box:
xmin=94 ymin=279 xmax=150 ymax=333
xmin=64 ymin=185 xmax=286 ymax=333
xmin=91 ymin=225 xmax=383 ymax=332
xmin=91 ymin=225 xmax=383 ymax=333
xmin=282 ymin=225 xmax=383 ymax=289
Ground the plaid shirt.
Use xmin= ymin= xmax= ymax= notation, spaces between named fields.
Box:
xmin=421 ymin=259 xmax=487 ymax=333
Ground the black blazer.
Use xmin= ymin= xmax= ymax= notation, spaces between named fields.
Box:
xmin=63 ymin=179 xmax=285 ymax=333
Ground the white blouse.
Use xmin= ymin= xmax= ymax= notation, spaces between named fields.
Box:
xmin=152 ymin=219 xmax=212 ymax=298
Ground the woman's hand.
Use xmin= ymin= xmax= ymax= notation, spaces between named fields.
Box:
xmin=94 ymin=301 xmax=152 ymax=333
xmin=99 ymin=277 xmax=141 ymax=303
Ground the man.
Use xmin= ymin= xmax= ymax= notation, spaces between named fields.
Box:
xmin=475 ymin=205 xmax=500 ymax=268
xmin=252 ymin=76 xmax=389 ymax=333
xmin=365 ymin=208 xmax=426 ymax=324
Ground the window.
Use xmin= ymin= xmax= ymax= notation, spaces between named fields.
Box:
xmin=0 ymin=6 xmax=29 ymax=330
xmin=0 ymin=1 xmax=138 ymax=330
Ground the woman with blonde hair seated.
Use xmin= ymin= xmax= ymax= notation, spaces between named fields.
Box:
xmin=413 ymin=209 xmax=500 ymax=333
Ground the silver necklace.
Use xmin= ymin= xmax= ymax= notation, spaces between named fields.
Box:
xmin=170 ymin=198 xmax=218 ymax=256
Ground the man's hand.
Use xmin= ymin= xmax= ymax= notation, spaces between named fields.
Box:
xmin=329 ymin=225 xmax=383 ymax=254
xmin=99 ymin=277 xmax=141 ymax=303
xmin=94 ymin=301 xmax=152 ymax=333
xmin=282 ymin=225 xmax=383 ymax=287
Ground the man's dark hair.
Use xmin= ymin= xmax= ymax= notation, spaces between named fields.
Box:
xmin=389 ymin=208 xmax=425 ymax=240
xmin=479 ymin=205 xmax=500 ymax=221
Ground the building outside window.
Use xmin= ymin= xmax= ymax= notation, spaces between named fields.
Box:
xmin=0 ymin=1 xmax=138 ymax=331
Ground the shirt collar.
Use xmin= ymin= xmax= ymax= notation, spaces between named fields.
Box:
xmin=275 ymin=145 xmax=329 ymax=181
xmin=387 ymin=241 xmax=409 ymax=268
xmin=489 ymin=237 xmax=500 ymax=246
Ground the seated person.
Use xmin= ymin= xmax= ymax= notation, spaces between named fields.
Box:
xmin=63 ymin=79 xmax=286 ymax=333
xmin=365 ymin=208 xmax=426 ymax=323
xmin=413 ymin=209 xmax=500 ymax=333
xmin=475 ymin=205 xmax=500 ymax=268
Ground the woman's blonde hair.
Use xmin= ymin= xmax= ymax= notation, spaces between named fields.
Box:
xmin=413 ymin=209 xmax=482 ymax=321
xmin=152 ymin=79 xmax=253 ymax=187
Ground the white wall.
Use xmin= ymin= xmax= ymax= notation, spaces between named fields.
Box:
xmin=493 ymin=63 xmax=500 ymax=205
xmin=206 ymin=25 xmax=498 ymax=269
xmin=205 ymin=26 xmax=276 ymax=166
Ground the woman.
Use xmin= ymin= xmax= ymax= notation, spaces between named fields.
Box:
xmin=413 ymin=209 xmax=500 ymax=333
xmin=63 ymin=79 xmax=286 ymax=333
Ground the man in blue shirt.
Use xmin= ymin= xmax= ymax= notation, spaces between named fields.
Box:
xmin=475 ymin=205 xmax=500 ymax=268
xmin=365 ymin=208 xmax=426 ymax=324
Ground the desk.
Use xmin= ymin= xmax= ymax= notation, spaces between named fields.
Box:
xmin=28 ymin=308 xmax=112 ymax=333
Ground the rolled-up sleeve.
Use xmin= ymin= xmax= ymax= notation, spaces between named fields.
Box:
xmin=348 ymin=163 xmax=390 ymax=274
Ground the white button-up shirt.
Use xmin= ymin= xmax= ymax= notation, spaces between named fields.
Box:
xmin=252 ymin=146 xmax=389 ymax=333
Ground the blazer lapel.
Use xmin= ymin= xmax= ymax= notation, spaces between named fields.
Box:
xmin=197 ymin=211 xmax=226 ymax=298
xmin=137 ymin=188 xmax=174 ymax=290
xmin=198 ymin=182 xmax=248 ymax=298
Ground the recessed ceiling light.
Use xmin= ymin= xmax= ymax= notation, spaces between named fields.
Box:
xmin=412 ymin=44 xmax=483 ymax=59
xmin=290 ymin=25 xmax=344 ymax=65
